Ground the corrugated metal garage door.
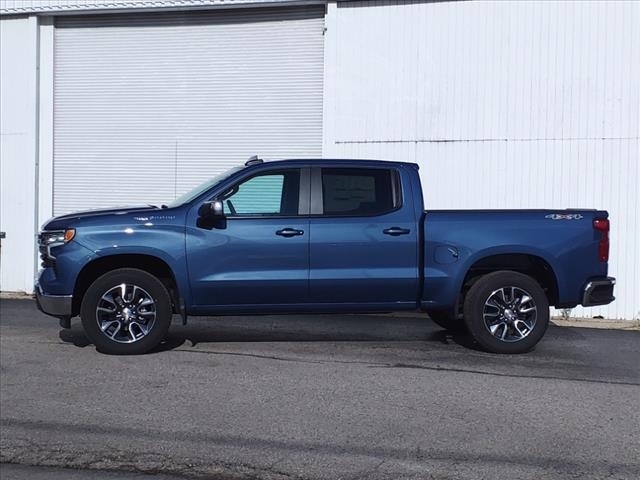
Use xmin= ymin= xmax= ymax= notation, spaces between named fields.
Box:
xmin=53 ymin=6 xmax=324 ymax=215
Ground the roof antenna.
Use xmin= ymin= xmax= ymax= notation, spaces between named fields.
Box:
xmin=245 ymin=155 xmax=263 ymax=166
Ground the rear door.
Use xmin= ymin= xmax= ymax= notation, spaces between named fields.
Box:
xmin=308 ymin=166 xmax=419 ymax=307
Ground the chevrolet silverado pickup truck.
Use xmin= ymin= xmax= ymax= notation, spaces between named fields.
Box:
xmin=35 ymin=158 xmax=615 ymax=355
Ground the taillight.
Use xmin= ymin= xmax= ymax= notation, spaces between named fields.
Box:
xmin=593 ymin=218 xmax=610 ymax=262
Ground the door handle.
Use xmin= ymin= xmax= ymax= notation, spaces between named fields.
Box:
xmin=383 ymin=227 xmax=411 ymax=236
xmin=276 ymin=228 xmax=304 ymax=237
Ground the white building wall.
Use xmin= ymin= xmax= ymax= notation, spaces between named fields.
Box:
xmin=1 ymin=0 xmax=639 ymax=320
xmin=323 ymin=1 xmax=640 ymax=320
xmin=0 ymin=15 xmax=38 ymax=292
xmin=0 ymin=0 xmax=301 ymax=15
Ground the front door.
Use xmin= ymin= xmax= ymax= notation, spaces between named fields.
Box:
xmin=186 ymin=167 xmax=309 ymax=309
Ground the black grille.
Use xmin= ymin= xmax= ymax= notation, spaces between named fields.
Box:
xmin=40 ymin=253 xmax=55 ymax=268
xmin=37 ymin=234 xmax=56 ymax=268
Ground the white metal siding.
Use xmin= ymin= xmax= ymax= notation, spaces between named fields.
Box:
xmin=53 ymin=6 xmax=324 ymax=214
xmin=323 ymin=1 xmax=640 ymax=320
xmin=0 ymin=16 xmax=38 ymax=293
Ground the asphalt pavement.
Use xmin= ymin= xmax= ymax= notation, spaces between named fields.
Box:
xmin=1 ymin=298 xmax=639 ymax=480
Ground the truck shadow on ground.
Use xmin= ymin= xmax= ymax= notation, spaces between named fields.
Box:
xmin=58 ymin=314 xmax=480 ymax=353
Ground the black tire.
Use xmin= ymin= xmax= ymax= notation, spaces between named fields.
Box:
xmin=463 ymin=271 xmax=549 ymax=354
xmin=428 ymin=310 xmax=467 ymax=332
xmin=80 ymin=268 xmax=172 ymax=355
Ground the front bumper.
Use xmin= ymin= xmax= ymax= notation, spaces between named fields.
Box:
xmin=34 ymin=283 xmax=73 ymax=318
xmin=582 ymin=277 xmax=616 ymax=307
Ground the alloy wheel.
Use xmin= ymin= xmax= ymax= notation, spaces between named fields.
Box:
xmin=96 ymin=283 xmax=157 ymax=344
xmin=483 ymin=286 xmax=537 ymax=342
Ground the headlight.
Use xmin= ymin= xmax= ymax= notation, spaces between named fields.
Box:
xmin=39 ymin=229 xmax=75 ymax=247
xmin=38 ymin=229 xmax=75 ymax=266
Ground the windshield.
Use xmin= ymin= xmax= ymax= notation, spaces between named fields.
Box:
xmin=166 ymin=166 xmax=244 ymax=208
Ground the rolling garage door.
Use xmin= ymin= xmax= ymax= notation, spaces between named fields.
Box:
xmin=53 ymin=6 xmax=324 ymax=215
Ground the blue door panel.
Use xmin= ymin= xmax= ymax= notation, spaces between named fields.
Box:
xmin=309 ymin=217 xmax=418 ymax=303
xmin=186 ymin=219 xmax=309 ymax=306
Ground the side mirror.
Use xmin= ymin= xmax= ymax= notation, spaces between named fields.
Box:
xmin=198 ymin=200 xmax=224 ymax=218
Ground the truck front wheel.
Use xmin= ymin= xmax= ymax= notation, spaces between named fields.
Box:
xmin=80 ymin=268 xmax=172 ymax=355
xmin=463 ymin=271 xmax=549 ymax=354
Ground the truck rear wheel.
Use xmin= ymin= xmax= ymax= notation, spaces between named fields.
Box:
xmin=463 ymin=271 xmax=549 ymax=354
xmin=80 ymin=268 xmax=172 ymax=355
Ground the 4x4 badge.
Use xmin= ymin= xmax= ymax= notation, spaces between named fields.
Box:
xmin=545 ymin=214 xmax=584 ymax=220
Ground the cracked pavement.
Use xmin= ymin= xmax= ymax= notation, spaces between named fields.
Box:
xmin=1 ymin=299 xmax=639 ymax=479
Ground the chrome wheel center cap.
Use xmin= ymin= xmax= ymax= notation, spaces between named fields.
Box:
xmin=122 ymin=307 xmax=132 ymax=321
xmin=504 ymin=309 xmax=517 ymax=322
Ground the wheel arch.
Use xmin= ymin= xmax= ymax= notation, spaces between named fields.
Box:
xmin=72 ymin=254 xmax=181 ymax=316
xmin=460 ymin=253 xmax=559 ymax=307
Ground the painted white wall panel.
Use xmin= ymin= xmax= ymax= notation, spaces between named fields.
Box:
xmin=0 ymin=16 xmax=38 ymax=292
xmin=324 ymin=1 xmax=640 ymax=320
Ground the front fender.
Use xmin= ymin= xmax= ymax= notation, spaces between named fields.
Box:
xmin=78 ymin=226 xmax=190 ymax=306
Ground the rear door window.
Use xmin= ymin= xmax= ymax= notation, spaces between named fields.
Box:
xmin=321 ymin=168 xmax=400 ymax=216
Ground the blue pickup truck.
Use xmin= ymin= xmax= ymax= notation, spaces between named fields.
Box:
xmin=35 ymin=158 xmax=615 ymax=355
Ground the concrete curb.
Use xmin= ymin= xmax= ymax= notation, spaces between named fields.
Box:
xmin=1 ymin=292 xmax=32 ymax=300
xmin=550 ymin=318 xmax=640 ymax=330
